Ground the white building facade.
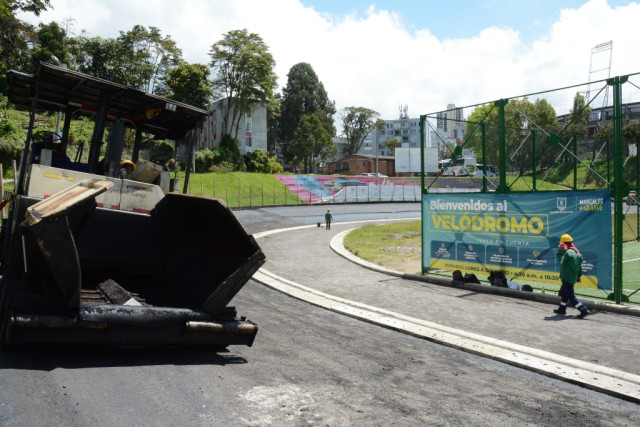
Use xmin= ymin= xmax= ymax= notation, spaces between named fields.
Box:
xmin=197 ymin=98 xmax=268 ymax=154
xmin=336 ymin=104 xmax=467 ymax=159
xmin=436 ymin=103 xmax=465 ymax=141
xmin=357 ymin=116 xmax=438 ymax=157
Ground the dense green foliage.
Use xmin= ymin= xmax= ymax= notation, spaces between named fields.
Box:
xmin=209 ymin=29 xmax=277 ymax=140
xmin=1 ymin=0 xmax=51 ymax=16
xmin=31 ymin=21 xmax=69 ymax=68
xmin=278 ymin=63 xmax=336 ymax=163
xmin=164 ymin=63 xmax=213 ymax=109
xmin=290 ymin=114 xmax=335 ymax=173
xmin=340 ymin=106 xmax=381 ymax=155
xmin=382 ymin=138 xmax=400 ymax=155
xmin=464 ymin=98 xmax=558 ymax=170
xmin=243 ymin=150 xmax=283 ymax=174
xmin=194 ymin=135 xmax=253 ymax=172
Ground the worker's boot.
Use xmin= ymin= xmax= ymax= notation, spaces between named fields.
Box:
xmin=553 ymin=305 xmax=566 ymax=315
xmin=577 ymin=308 xmax=590 ymax=318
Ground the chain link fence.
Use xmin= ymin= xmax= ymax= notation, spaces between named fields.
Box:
xmin=421 ymin=72 xmax=640 ymax=305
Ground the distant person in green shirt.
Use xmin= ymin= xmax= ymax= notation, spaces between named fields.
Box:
xmin=325 ymin=209 xmax=333 ymax=230
xmin=554 ymin=234 xmax=590 ymax=318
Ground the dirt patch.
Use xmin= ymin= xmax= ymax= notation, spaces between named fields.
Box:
xmin=383 ymin=257 xmax=422 ymax=274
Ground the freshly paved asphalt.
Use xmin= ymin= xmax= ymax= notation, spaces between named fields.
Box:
xmin=250 ymin=219 xmax=640 ymax=403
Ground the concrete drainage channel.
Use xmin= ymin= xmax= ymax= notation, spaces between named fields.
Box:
xmin=253 ymin=224 xmax=640 ymax=403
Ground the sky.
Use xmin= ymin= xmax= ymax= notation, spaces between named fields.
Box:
xmin=17 ymin=0 xmax=640 ymax=122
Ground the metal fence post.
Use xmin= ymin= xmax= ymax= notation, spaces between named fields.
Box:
xmin=482 ymin=123 xmax=488 ymax=193
xmin=532 ymin=129 xmax=537 ymax=191
xmin=606 ymin=140 xmax=611 ymax=183
xmin=573 ymin=135 xmax=578 ymax=190
xmin=495 ymin=99 xmax=508 ymax=194
xmin=611 ymin=75 xmax=628 ymax=304
xmin=637 ymin=149 xmax=640 ymax=241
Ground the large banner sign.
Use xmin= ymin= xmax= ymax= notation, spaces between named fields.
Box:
xmin=422 ymin=190 xmax=612 ymax=290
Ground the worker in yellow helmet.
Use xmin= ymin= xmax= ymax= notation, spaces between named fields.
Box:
xmin=554 ymin=234 xmax=590 ymax=318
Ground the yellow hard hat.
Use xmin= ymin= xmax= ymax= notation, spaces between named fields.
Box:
xmin=327 ymin=209 xmax=331 ymax=212
xmin=560 ymin=234 xmax=573 ymax=243
xmin=120 ymin=160 xmax=136 ymax=173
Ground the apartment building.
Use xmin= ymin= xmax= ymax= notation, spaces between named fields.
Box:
xmin=196 ymin=98 xmax=268 ymax=154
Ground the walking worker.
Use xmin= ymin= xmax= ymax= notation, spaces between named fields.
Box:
xmin=554 ymin=234 xmax=590 ymax=318
xmin=325 ymin=208 xmax=333 ymax=230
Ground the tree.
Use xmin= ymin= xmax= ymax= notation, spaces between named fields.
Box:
xmin=0 ymin=0 xmax=51 ymax=17
xmin=464 ymin=98 xmax=558 ymax=173
xmin=0 ymin=0 xmax=48 ymax=86
xmin=0 ymin=13 xmax=34 ymax=87
xmin=594 ymin=119 xmax=640 ymax=157
xmin=623 ymin=120 xmax=640 ymax=146
xmin=209 ymin=29 xmax=277 ymax=140
xmin=290 ymin=114 xmax=336 ymax=173
xmin=218 ymin=133 xmax=244 ymax=171
xmin=164 ymin=63 xmax=213 ymax=109
xmin=31 ymin=21 xmax=69 ymax=67
xmin=340 ymin=106 xmax=381 ymax=156
xmin=243 ymin=149 xmax=283 ymax=173
xmin=116 ymin=25 xmax=182 ymax=93
xmin=266 ymin=93 xmax=281 ymax=155
xmin=382 ymin=138 xmax=400 ymax=155
xmin=67 ymin=26 xmax=182 ymax=92
xmin=68 ymin=35 xmax=123 ymax=82
xmin=279 ymin=63 xmax=336 ymax=163
xmin=566 ymin=92 xmax=591 ymax=137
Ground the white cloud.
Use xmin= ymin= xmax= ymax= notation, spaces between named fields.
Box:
xmin=17 ymin=0 xmax=640 ymax=126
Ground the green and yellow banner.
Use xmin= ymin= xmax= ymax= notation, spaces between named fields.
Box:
xmin=422 ymin=190 xmax=612 ymax=289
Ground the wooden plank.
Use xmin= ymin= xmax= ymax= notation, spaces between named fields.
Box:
xmin=24 ymin=179 xmax=113 ymax=226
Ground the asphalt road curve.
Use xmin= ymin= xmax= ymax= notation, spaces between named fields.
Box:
xmin=1 ymin=203 xmax=639 ymax=425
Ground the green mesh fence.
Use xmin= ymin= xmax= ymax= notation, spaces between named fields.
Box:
xmin=421 ymin=72 xmax=640 ymax=305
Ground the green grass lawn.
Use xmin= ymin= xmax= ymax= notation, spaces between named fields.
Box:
xmin=344 ymin=219 xmax=640 ymax=304
xmin=184 ymin=171 xmax=302 ymax=207
xmin=343 ymin=221 xmax=422 ymax=270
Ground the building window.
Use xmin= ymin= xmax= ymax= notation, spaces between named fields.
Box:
xmin=244 ymin=110 xmax=252 ymax=147
xmin=245 ymin=110 xmax=252 ymax=132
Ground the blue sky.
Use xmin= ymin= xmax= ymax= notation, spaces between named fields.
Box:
xmin=302 ymin=0 xmax=631 ymax=42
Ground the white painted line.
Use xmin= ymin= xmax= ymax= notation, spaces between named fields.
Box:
xmin=253 ymin=268 xmax=640 ymax=403
xmin=253 ymin=217 xmax=420 ymax=240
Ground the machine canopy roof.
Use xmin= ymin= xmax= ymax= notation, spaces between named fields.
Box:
xmin=7 ymin=62 xmax=208 ymax=139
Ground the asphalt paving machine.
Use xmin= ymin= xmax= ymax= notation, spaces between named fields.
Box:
xmin=0 ymin=63 xmax=264 ymax=348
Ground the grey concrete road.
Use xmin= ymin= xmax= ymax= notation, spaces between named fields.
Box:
xmin=1 ymin=203 xmax=639 ymax=426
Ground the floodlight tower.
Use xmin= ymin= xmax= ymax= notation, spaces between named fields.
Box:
xmin=585 ymin=40 xmax=613 ymax=114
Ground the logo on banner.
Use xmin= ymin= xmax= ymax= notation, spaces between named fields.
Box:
xmin=556 ymin=198 xmax=567 ymax=211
